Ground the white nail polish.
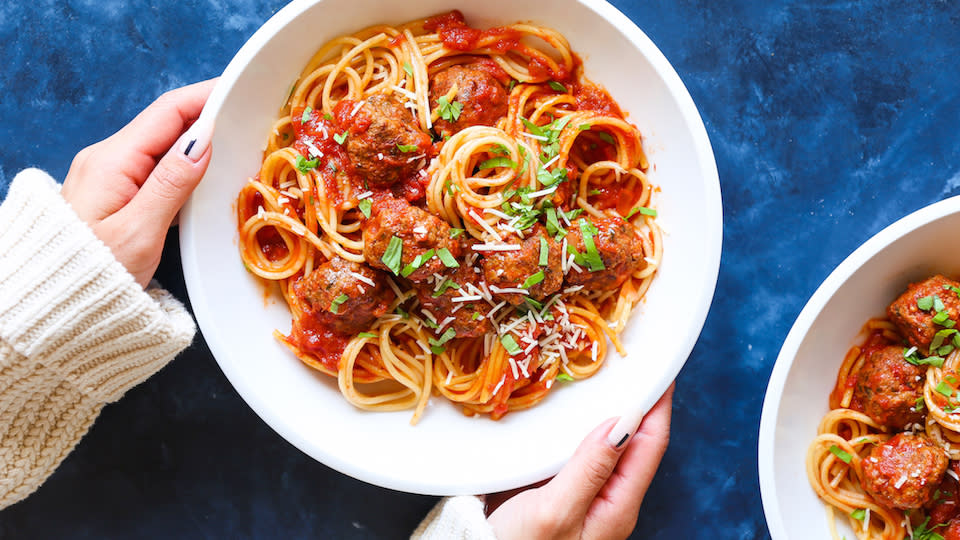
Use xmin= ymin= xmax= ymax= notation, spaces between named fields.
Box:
xmin=179 ymin=117 xmax=214 ymax=162
xmin=606 ymin=407 xmax=649 ymax=448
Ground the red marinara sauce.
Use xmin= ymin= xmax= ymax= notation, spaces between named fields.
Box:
xmin=289 ymin=309 xmax=351 ymax=372
xmin=424 ymin=11 xmax=572 ymax=81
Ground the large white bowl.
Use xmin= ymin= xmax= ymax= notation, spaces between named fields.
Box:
xmin=181 ymin=0 xmax=721 ymax=495
xmin=759 ymin=195 xmax=960 ymax=538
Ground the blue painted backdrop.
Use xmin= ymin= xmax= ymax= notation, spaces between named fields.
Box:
xmin=2 ymin=1 xmax=959 ymax=538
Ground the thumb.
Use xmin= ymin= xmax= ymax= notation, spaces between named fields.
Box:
xmin=124 ymin=118 xmax=213 ymax=229
xmin=542 ymin=417 xmax=624 ymax=519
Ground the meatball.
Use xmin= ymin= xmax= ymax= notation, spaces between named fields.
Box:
xmin=853 ymin=345 xmax=926 ymax=429
xmin=889 ymin=275 xmax=960 ymax=353
xmin=430 ymin=64 xmax=509 ymax=138
xmin=860 ymin=433 xmax=948 ymax=510
xmin=416 ymin=261 xmax=493 ymax=338
xmin=362 ymin=197 xmax=461 ymax=282
xmin=564 ymin=216 xmax=644 ymax=291
xmin=481 ymin=226 xmax=563 ymax=306
xmin=293 ymin=257 xmax=394 ymax=335
xmin=343 ymin=94 xmax=431 ymax=188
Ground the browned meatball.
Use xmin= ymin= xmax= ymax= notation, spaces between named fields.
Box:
xmin=889 ymin=275 xmax=960 ymax=353
xmin=293 ymin=257 xmax=394 ymax=335
xmin=861 ymin=433 xmax=948 ymax=510
xmin=343 ymin=94 xmax=431 ymax=188
xmin=853 ymin=345 xmax=926 ymax=429
xmin=416 ymin=262 xmax=493 ymax=338
xmin=430 ymin=64 xmax=508 ymax=138
xmin=564 ymin=217 xmax=644 ymax=291
xmin=362 ymin=197 xmax=461 ymax=282
xmin=481 ymin=226 xmax=563 ymax=306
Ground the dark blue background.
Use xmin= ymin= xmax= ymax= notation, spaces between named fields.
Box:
xmin=2 ymin=1 xmax=959 ymax=538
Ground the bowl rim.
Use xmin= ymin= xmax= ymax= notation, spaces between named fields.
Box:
xmin=758 ymin=194 xmax=960 ymax=538
xmin=181 ymin=0 xmax=723 ymax=494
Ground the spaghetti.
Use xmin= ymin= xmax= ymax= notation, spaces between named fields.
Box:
xmin=808 ymin=275 xmax=960 ymax=539
xmin=236 ymin=11 xmax=662 ymax=424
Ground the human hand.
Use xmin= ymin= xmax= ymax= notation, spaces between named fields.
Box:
xmin=486 ymin=384 xmax=674 ymax=540
xmin=61 ymin=79 xmax=216 ymax=288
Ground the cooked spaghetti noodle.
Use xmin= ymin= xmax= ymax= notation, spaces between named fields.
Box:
xmin=808 ymin=276 xmax=960 ymax=539
xmin=236 ymin=11 xmax=662 ymax=424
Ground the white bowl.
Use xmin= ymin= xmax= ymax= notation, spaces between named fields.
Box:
xmin=181 ymin=0 xmax=721 ymax=495
xmin=759 ymin=195 xmax=960 ymax=538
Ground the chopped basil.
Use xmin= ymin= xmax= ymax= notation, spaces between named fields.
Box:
xmin=521 ymin=270 xmax=545 ymax=289
xmin=507 ymin=79 xmax=518 ymax=91
xmin=437 ymin=248 xmax=459 ymax=268
xmin=358 ymin=198 xmax=372 ymax=218
xmin=323 ymin=113 xmax=333 ymax=121
xmin=357 ymin=332 xmax=377 ymax=339
xmin=381 ymin=236 xmax=403 ymax=275
xmin=490 ymin=144 xmax=511 ymax=156
xmin=449 ymin=228 xmax=464 ymax=239
xmin=500 ymin=334 xmax=522 ymax=356
xmin=329 ymin=293 xmax=349 ymax=314
xmin=933 ymin=310 xmax=952 ymax=326
xmin=588 ymin=188 xmax=601 ymax=196
xmin=401 ymin=249 xmax=435 ymax=278
xmin=578 ymin=124 xmax=592 ymax=131
xmin=827 ymin=445 xmax=853 ymax=464
xmin=537 ymin=165 xmax=567 ymax=187
xmin=918 ymin=296 xmax=935 ymax=311
xmin=397 ymin=143 xmax=419 ymax=153
xmin=936 ymin=381 xmax=954 ymax=397
xmin=437 ymin=96 xmax=463 ymax=122
xmin=597 ymin=132 xmax=616 ymax=144
xmin=578 ymin=220 xmax=607 ymax=271
xmin=627 ymin=206 xmax=658 ymax=219
xmin=295 ymin=155 xmax=320 ymax=173
xmin=301 ymin=106 xmax=313 ymax=124
xmin=396 ymin=306 xmax=409 ymax=319
xmin=428 ymin=327 xmax=457 ymax=352
xmin=548 ymin=81 xmax=568 ymax=93
xmin=539 ymin=236 xmax=549 ymax=266
xmin=403 ymin=62 xmax=414 ymax=77
xmin=479 ymin=156 xmax=518 ymax=170
xmin=849 ymin=509 xmax=866 ymax=521
xmin=471 ymin=311 xmax=482 ymax=321
xmin=556 ymin=373 xmax=574 ymax=382
xmin=545 ymin=208 xmax=565 ymax=239
xmin=432 ymin=278 xmax=460 ymax=297
xmin=935 ymin=296 xmax=947 ymax=312
xmin=931 ymin=329 xmax=959 ymax=354
xmin=333 ymin=131 xmax=348 ymax=145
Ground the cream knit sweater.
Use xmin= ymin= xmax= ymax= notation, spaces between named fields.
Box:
xmin=0 ymin=169 xmax=496 ymax=539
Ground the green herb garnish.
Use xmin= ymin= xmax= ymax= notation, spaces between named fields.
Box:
xmin=381 ymin=236 xmax=403 ymax=275
xmin=329 ymin=293 xmax=349 ymax=314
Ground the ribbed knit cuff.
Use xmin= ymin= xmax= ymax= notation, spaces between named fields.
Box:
xmin=410 ymin=496 xmax=497 ymax=540
xmin=0 ymin=169 xmax=196 ymax=403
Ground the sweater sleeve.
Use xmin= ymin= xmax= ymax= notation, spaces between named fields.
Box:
xmin=411 ymin=496 xmax=498 ymax=539
xmin=0 ymin=169 xmax=197 ymax=509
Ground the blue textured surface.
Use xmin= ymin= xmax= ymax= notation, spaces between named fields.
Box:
xmin=2 ymin=1 xmax=960 ymax=538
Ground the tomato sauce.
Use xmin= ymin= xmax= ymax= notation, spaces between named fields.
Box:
xmin=571 ymin=81 xmax=623 ymax=118
xmin=424 ymin=11 xmax=571 ymax=80
xmin=290 ymin=310 xmax=350 ymax=372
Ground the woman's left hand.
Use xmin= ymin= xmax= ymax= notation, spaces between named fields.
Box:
xmin=61 ymin=79 xmax=216 ymax=287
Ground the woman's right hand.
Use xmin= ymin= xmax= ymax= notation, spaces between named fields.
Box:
xmin=486 ymin=384 xmax=674 ymax=540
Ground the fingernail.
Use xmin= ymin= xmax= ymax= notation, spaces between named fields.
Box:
xmin=179 ymin=117 xmax=214 ymax=162
xmin=606 ymin=409 xmax=647 ymax=449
